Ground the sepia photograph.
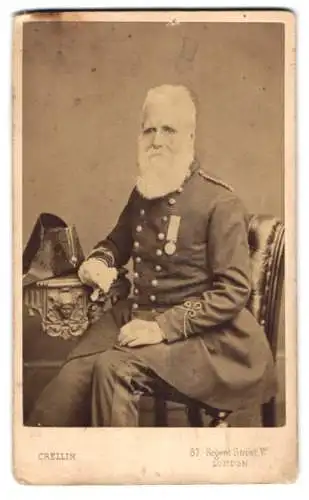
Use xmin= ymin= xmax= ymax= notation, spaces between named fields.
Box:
xmin=13 ymin=9 xmax=296 ymax=484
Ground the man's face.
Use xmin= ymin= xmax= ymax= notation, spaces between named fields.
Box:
xmin=139 ymin=104 xmax=193 ymax=170
xmin=136 ymin=98 xmax=195 ymax=199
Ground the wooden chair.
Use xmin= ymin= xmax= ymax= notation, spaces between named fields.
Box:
xmin=146 ymin=214 xmax=285 ymax=427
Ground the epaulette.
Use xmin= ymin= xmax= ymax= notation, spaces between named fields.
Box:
xmin=198 ymin=169 xmax=234 ymax=192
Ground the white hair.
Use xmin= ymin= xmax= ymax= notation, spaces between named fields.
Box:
xmin=141 ymin=84 xmax=197 ymax=133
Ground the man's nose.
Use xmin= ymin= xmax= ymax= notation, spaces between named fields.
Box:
xmin=152 ymin=130 xmax=164 ymax=148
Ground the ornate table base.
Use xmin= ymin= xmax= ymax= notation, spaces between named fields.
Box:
xmin=24 ymin=275 xmax=107 ymax=340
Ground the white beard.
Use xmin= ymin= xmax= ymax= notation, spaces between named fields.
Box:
xmin=136 ymin=146 xmax=194 ymax=200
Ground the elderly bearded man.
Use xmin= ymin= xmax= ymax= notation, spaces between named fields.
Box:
xmin=27 ymin=84 xmax=276 ymax=427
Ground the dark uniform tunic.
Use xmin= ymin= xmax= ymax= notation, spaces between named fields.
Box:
xmin=73 ymin=161 xmax=276 ymax=411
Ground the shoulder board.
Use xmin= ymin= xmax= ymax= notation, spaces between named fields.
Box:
xmin=198 ymin=170 xmax=234 ymax=192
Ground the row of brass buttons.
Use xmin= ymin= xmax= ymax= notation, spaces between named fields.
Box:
xmin=136 ymin=226 xmax=166 ymax=241
xmin=134 ymin=265 xmax=162 ymax=277
xmin=132 ymin=187 xmax=183 ymax=309
xmin=132 ymin=303 xmax=157 ymax=314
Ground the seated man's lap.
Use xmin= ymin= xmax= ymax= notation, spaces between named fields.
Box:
xmin=67 ymin=300 xmax=130 ymax=361
xmin=88 ymin=348 xmax=160 ymax=391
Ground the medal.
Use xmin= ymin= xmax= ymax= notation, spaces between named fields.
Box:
xmin=164 ymin=215 xmax=181 ymax=256
xmin=164 ymin=241 xmax=176 ymax=255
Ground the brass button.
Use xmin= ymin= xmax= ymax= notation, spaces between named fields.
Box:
xmin=135 ymin=256 xmax=141 ymax=263
xmin=184 ymin=300 xmax=192 ymax=308
xmin=134 ymin=288 xmax=139 ymax=295
xmin=134 ymin=241 xmax=140 ymax=249
xmin=133 ymin=272 xmax=139 ymax=279
xmin=132 ymin=303 xmax=138 ymax=310
xmin=156 ymin=249 xmax=163 ymax=257
xmin=155 ymin=265 xmax=162 ymax=272
xmin=176 ymin=187 xmax=183 ymax=193
xmin=149 ymin=295 xmax=156 ymax=302
xmin=140 ymin=209 xmax=145 ymax=216
xmin=136 ymin=225 xmax=142 ymax=233
xmin=168 ymin=198 xmax=176 ymax=206
xmin=162 ymin=216 xmax=168 ymax=222
xmin=157 ymin=233 xmax=165 ymax=241
xmin=151 ymin=279 xmax=158 ymax=287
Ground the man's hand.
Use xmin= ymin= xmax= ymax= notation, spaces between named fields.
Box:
xmin=118 ymin=319 xmax=165 ymax=347
xmin=78 ymin=258 xmax=117 ymax=294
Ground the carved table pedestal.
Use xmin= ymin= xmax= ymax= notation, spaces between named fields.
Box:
xmin=23 ymin=271 xmax=130 ymax=423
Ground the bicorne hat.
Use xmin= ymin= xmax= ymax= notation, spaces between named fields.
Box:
xmin=23 ymin=213 xmax=85 ymax=287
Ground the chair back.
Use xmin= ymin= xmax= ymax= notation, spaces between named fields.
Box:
xmin=247 ymin=214 xmax=285 ymax=357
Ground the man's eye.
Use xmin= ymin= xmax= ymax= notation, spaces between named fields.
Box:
xmin=162 ymin=126 xmax=176 ymax=134
xmin=143 ymin=127 xmax=156 ymax=135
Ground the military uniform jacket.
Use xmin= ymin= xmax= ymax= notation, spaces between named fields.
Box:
xmin=81 ymin=162 xmax=276 ymax=411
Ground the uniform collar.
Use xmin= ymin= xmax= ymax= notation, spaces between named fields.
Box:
xmin=188 ymin=157 xmax=200 ymax=177
xmin=181 ymin=157 xmax=200 ymax=187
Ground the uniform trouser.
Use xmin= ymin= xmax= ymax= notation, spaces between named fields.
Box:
xmin=26 ymin=355 xmax=97 ymax=427
xmin=27 ymin=348 xmax=175 ymax=427
xmin=26 ymin=303 xmax=175 ymax=427
xmin=91 ymin=349 xmax=170 ymax=427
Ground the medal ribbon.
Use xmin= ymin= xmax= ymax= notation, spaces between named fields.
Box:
xmin=166 ymin=215 xmax=181 ymax=243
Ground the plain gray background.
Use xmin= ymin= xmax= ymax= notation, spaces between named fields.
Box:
xmin=23 ymin=21 xmax=284 ymax=249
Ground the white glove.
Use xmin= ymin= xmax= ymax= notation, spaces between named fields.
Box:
xmin=78 ymin=258 xmax=117 ymax=296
